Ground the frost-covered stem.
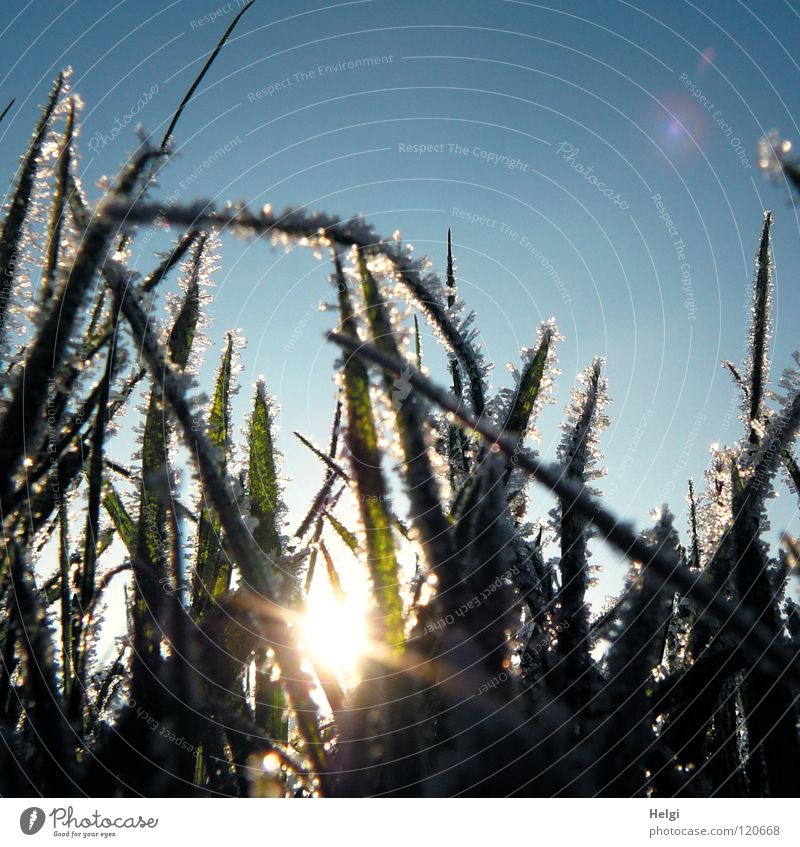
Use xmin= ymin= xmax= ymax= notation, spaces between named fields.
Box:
xmin=687 ymin=479 xmax=701 ymax=569
xmin=555 ymin=359 xmax=604 ymax=705
xmin=70 ymin=342 xmax=115 ymax=724
xmin=0 ymin=72 xmax=64 ymax=345
xmin=101 ymin=260 xmax=331 ymax=789
xmin=747 ymin=212 xmax=773 ymax=446
xmin=328 ymin=332 xmax=800 ymax=687
xmin=40 ymin=97 xmax=75 ymax=305
xmin=142 ymin=229 xmax=201 ymax=293
xmin=104 ymin=200 xmax=488 ymax=414
xmin=444 ymin=230 xmax=469 ymax=481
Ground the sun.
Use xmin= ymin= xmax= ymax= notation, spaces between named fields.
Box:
xmin=300 ymin=584 xmax=368 ymax=690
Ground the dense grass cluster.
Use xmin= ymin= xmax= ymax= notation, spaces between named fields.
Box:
xmin=1 ymin=54 xmax=800 ymax=798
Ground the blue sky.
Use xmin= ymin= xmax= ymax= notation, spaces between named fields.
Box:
xmin=3 ymin=0 xmax=800 ymax=592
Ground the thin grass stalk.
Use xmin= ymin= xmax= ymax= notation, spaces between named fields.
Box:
xmin=0 ymin=100 xmax=13 ymax=126
xmin=71 ymin=343 xmax=115 ymax=722
xmin=688 ymin=478 xmax=701 ymax=569
xmin=58 ymin=492 xmax=72 ymax=704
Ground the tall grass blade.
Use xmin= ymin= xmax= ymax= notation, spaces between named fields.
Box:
xmin=0 ymin=73 xmax=63 ymax=345
xmin=335 ymin=254 xmax=404 ymax=652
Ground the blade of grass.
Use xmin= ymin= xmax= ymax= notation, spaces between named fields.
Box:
xmin=335 ymin=254 xmax=404 ymax=653
xmin=0 ymin=73 xmax=63 ymax=345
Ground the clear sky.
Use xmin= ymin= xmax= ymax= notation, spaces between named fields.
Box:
xmin=3 ymin=0 xmax=800 ymax=597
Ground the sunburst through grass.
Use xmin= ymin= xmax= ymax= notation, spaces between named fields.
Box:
xmin=301 ymin=585 xmax=368 ymax=690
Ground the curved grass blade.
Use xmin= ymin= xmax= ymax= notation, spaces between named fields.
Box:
xmin=160 ymin=1 xmax=255 ymax=150
xmin=0 ymin=99 xmax=13 ymax=126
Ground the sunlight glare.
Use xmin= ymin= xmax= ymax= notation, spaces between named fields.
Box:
xmin=301 ymin=587 xmax=368 ymax=689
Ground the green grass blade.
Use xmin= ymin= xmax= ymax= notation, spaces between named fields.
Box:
xmin=248 ymin=379 xmax=282 ymax=560
xmin=102 ymin=484 xmax=137 ymax=555
xmin=355 ymin=248 xmax=454 ymax=592
xmin=323 ymin=509 xmax=358 ymax=554
xmin=335 ymin=254 xmax=403 ymax=652
xmin=501 ymin=321 xmax=557 ymax=437
xmin=192 ymin=334 xmax=234 ymax=616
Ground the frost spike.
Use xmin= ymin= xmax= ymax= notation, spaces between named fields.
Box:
xmin=746 ymin=211 xmax=773 ymax=446
xmin=553 ymin=358 xmax=608 ymax=712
